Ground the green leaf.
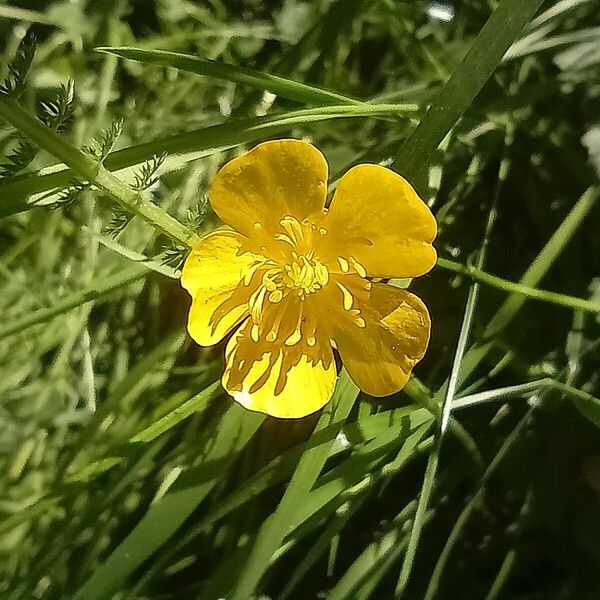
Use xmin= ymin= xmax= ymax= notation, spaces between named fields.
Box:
xmin=96 ymin=46 xmax=362 ymax=106
xmin=129 ymin=380 xmax=220 ymax=443
xmin=394 ymin=0 xmax=545 ymax=193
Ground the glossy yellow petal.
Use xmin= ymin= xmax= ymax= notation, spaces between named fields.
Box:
xmin=324 ymin=164 xmax=437 ymax=278
xmin=209 ymin=139 xmax=328 ymax=240
xmin=222 ymin=321 xmax=336 ymax=418
xmin=181 ymin=228 xmax=263 ymax=346
xmin=332 ymin=283 xmax=430 ymax=397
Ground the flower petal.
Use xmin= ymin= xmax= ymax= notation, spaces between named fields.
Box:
xmin=324 ymin=164 xmax=437 ymax=278
xmin=223 ymin=321 xmax=336 ymax=418
xmin=333 ymin=283 xmax=430 ymax=397
xmin=209 ymin=139 xmax=328 ymax=239
xmin=181 ymin=228 xmax=263 ymax=346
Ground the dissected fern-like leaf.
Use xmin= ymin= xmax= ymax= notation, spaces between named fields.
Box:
xmin=84 ymin=119 xmax=123 ymax=162
xmin=0 ymin=29 xmax=35 ymax=97
xmin=159 ymin=243 xmax=187 ymax=270
xmin=185 ymin=200 xmax=208 ymax=231
xmin=46 ymin=180 xmax=88 ymax=211
xmin=1 ymin=81 xmax=76 ymax=180
xmin=132 ymin=153 xmax=167 ymax=191
xmin=0 ymin=138 xmax=38 ymax=178
xmin=104 ymin=207 xmax=132 ymax=237
xmin=41 ymin=80 xmax=76 ymax=133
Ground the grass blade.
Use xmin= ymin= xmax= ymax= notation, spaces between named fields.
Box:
xmin=96 ymin=46 xmax=363 ymax=106
xmin=393 ymin=0 xmax=544 ymax=192
xmin=74 ymin=404 xmax=264 ymax=600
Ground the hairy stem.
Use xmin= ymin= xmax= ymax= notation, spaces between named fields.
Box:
xmin=0 ymin=95 xmax=198 ymax=247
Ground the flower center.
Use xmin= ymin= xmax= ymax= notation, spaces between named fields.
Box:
xmin=282 ymin=251 xmax=329 ymax=298
xmin=238 ymin=214 xmax=372 ymax=346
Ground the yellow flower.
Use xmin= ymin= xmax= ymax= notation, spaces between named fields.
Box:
xmin=181 ymin=139 xmax=437 ymax=418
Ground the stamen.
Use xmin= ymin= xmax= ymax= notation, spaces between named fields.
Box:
xmin=355 ymin=316 xmax=366 ymax=328
xmin=251 ymin=323 xmax=261 ymax=342
xmin=262 ymin=274 xmax=277 ymax=291
xmin=315 ymin=263 xmax=329 ymax=286
xmin=248 ymin=286 xmax=267 ymax=322
xmin=268 ymin=289 xmax=283 ymax=303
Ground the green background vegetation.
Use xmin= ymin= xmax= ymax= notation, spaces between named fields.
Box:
xmin=1 ymin=1 xmax=599 ymax=598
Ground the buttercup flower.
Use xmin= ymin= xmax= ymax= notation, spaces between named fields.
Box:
xmin=181 ymin=139 xmax=437 ymax=418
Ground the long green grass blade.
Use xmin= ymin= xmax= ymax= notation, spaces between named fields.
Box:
xmin=483 ymin=186 xmax=599 ymax=338
xmin=393 ymin=0 xmax=544 ymax=192
xmin=96 ymin=46 xmax=363 ymax=106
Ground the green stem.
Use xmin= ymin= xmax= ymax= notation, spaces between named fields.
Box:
xmin=403 ymin=378 xmax=484 ymax=467
xmin=482 ymin=185 xmax=599 ymax=338
xmin=437 ymin=254 xmax=600 ymax=316
xmin=0 ymin=95 xmax=198 ymax=247
xmin=485 ymin=549 xmax=517 ymax=600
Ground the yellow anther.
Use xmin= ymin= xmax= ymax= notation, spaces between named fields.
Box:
xmin=281 ymin=253 xmax=329 ymax=297
xmin=269 ymin=289 xmax=283 ymax=303
xmin=315 ymin=263 xmax=329 ymax=286
xmin=262 ymin=275 xmax=277 ymax=291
